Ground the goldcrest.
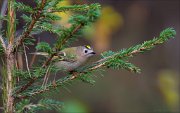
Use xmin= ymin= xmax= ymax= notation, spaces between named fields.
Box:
xmin=32 ymin=45 xmax=96 ymax=71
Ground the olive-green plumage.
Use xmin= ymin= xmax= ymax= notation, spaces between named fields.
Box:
xmin=31 ymin=45 xmax=96 ymax=71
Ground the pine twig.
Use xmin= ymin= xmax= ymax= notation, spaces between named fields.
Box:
xmin=47 ymin=4 xmax=100 ymax=13
xmin=14 ymin=77 xmax=36 ymax=95
xmin=57 ymin=24 xmax=83 ymax=50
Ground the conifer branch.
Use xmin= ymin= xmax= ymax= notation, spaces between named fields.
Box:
xmin=15 ymin=28 xmax=176 ymax=99
xmin=55 ymin=24 xmax=83 ymax=50
xmin=14 ymin=77 xmax=37 ymax=95
xmin=13 ymin=0 xmax=47 ymax=52
xmin=47 ymin=3 xmax=100 ymax=13
xmin=81 ymin=28 xmax=176 ymax=72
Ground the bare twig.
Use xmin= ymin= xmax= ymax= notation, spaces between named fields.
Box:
xmin=23 ymin=43 xmax=31 ymax=77
xmin=42 ymin=65 xmax=51 ymax=88
xmin=0 ymin=35 xmax=6 ymax=50
xmin=30 ymin=37 xmax=40 ymax=67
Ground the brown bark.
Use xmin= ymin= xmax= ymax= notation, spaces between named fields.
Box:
xmin=5 ymin=47 xmax=15 ymax=113
xmin=4 ymin=0 xmax=16 ymax=112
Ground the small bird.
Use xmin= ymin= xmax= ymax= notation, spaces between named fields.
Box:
xmin=32 ymin=45 xmax=96 ymax=71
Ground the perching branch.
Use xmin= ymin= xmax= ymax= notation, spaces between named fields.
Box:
xmin=15 ymin=28 xmax=176 ymax=99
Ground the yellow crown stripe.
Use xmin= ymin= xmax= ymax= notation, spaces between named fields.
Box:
xmin=85 ymin=45 xmax=91 ymax=49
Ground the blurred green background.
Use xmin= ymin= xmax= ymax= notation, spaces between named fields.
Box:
xmin=0 ymin=0 xmax=179 ymax=113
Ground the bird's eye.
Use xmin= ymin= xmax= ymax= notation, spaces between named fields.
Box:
xmin=84 ymin=50 xmax=88 ymax=53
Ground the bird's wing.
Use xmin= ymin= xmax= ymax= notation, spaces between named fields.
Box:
xmin=62 ymin=57 xmax=77 ymax=63
xmin=52 ymin=52 xmax=65 ymax=60
xmin=51 ymin=51 xmax=77 ymax=63
xmin=59 ymin=51 xmax=78 ymax=62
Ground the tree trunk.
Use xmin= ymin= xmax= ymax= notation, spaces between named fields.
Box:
xmin=4 ymin=48 xmax=15 ymax=113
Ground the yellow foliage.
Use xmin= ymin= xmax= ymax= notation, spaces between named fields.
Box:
xmin=84 ymin=6 xmax=124 ymax=52
xmin=53 ymin=0 xmax=71 ymax=27
xmin=158 ymin=70 xmax=179 ymax=111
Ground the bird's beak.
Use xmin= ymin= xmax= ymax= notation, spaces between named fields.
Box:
xmin=91 ymin=52 xmax=96 ymax=54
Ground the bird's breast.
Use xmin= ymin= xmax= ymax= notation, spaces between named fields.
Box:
xmin=54 ymin=60 xmax=84 ymax=71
